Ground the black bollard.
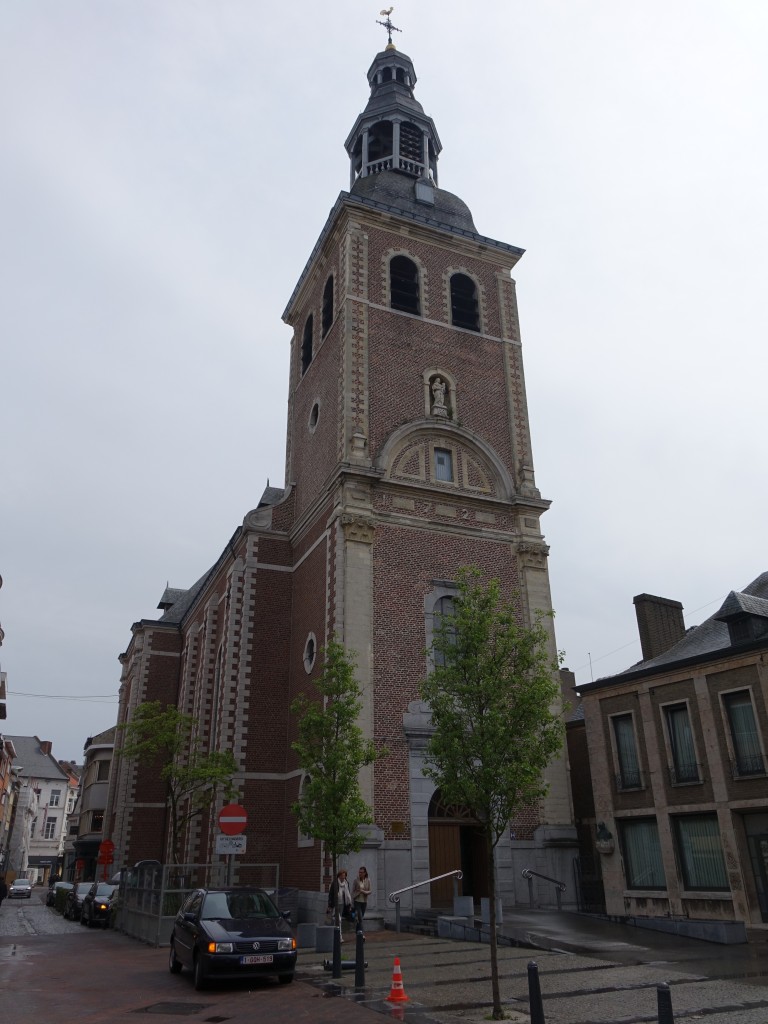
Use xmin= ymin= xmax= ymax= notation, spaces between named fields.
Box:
xmin=354 ymin=930 xmax=365 ymax=988
xmin=332 ymin=924 xmax=342 ymax=979
xmin=657 ymin=982 xmax=674 ymax=1024
xmin=527 ymin=960 xmax=545 ymax=1024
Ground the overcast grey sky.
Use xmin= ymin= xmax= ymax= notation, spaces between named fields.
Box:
xmin=2 ymin=1 xmax=767 ymax=762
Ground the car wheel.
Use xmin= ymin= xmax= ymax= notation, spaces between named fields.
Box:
xmin=168 ymin=941 xmax=183 ymax=975
xmin=193 ymin=954 xmax=206 ymax=991
xmin=278 ymin=973 xmax=294 ymax=985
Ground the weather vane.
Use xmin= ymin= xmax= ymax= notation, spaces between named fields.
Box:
xmin=377 ymin=7 xmax=402 ymax=47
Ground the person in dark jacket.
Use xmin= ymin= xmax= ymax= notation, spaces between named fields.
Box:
xmin=0 ymin=878 xmax=7 ymax=910
xmin=326 ymin=869 xmax=354 ymax=927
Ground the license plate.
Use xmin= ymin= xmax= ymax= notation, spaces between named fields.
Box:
xmin=240 ymin=954 xmax=273 ymax=965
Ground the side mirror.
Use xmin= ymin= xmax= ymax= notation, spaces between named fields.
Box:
xmin=281 ymin=911 xmax=292 ymax=923
xmin=183 ymin=912 xmax=197 ymax=923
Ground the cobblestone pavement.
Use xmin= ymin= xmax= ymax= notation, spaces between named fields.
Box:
xmin=0 ymin=890 xmax=82 ymax=937
xmin=3 ymin=898 xmax=768 ymax=1024
xmin=298 ymin=928 xmax=768 ymax=1024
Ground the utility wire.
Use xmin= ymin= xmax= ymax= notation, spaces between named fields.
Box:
xmin=8 ymin=690 xmax=117 ymax=703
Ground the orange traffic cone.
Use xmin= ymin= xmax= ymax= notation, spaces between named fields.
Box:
xmin=386 ymin=956 xmax=410 ymax=1002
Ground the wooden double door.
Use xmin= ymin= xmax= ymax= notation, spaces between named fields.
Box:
xmin=428 ymin=796 xmax=490 ymax=907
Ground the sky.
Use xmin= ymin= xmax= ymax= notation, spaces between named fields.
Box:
xmin=2 ymin=1 xmax=767 ymax=763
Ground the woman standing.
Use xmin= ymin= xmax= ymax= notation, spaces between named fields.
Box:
xmin=351 ymin=865 xmax=371 ymax=935
xmin=327 ymin=869 xmax=354 ymax=934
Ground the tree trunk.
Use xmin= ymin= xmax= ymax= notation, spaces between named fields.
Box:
xmin=488 ymin=833 xmax=503 ymax=1020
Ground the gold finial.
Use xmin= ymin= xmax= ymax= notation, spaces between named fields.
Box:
xmin=377 ymin=7 xmax=401 ymax=49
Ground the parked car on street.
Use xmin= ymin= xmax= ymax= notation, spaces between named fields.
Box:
xmin=63 ymin=882 xmax=94 ymax=921
xmin=9 ymin=878 xmax=33 ymax=899
xmin=80 ymin=882 xmax=118 ymax=928
xmin=168 ymin=887 xmax=297 ymax=990
xmin=46 ymin=881 xmax=74 ymax=907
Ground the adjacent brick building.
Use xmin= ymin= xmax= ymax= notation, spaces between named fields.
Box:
xmin=106 ymin=39 xmax=576 ymax=914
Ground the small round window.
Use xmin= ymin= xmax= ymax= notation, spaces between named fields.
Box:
xmin=303 ymin=633 xmax=317 ymax=674
xmin=308 ymin=401 xmax=320 ymax=433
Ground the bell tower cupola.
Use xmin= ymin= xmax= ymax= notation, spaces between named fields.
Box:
xmin=344 ymin=16 xmax=442 ymax=189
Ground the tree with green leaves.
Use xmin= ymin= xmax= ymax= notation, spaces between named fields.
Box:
xmin=290 ymin=638 xmax=381 ymax=907
xmin=118 ymin=701 xmax=238 ymax=864
xmin=419 ymin=567 xmax=565 ymax=1021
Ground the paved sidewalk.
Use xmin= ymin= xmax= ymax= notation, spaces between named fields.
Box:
xmin=298 ymin=920 xmax=768 ymax=1024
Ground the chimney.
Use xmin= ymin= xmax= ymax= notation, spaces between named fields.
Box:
xmin=633 ymin=594 xmax=686 ymax=661
xmin=559 ymin=667 xmax=579 ymax=710
xmin=39 ymin=740 xmax=52 ymax=756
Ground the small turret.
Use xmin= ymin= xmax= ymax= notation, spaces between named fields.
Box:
xmin=344 ymin=46 xmax=442 ymax=189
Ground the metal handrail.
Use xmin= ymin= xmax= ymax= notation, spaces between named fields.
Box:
xmin=521 ymin=868 xmax=566 ymax=910
xmin=388 ymin=869 xmax=463 ymax=932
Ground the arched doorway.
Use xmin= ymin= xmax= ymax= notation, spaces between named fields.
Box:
xmin=428 ymin=790 xmax=489 ymax=906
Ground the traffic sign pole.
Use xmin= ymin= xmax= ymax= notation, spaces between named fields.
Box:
xmin=217 ymin=805 xmax=247 ymax=885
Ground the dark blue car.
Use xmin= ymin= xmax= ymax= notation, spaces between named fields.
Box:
xmin=168 ymin=888 xmax=297 ymax=990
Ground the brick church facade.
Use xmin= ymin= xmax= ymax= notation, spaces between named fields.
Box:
xmin=106 ymin=38 xmax=576 ymax=913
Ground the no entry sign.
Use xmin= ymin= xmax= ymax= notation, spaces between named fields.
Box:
xmin=218 ymin=803 xmax=247 ymax=836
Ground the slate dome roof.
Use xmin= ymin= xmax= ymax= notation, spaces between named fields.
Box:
xmin=350 ymin=169 xmax=477 ymax=234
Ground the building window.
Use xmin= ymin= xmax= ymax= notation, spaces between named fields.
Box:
xmin=723 ymin=690 xmax=765 ymax=777
xmin=97 ymin=760 xmax=111 ymax=782
xmin=673 ymin=814 xmax=729 ymax=891
xmin=611 ymin=714 xmax=642 ymax=790
xmin=297 ymin=775 xmax=314 ymax=846
xmin=321 ymin=276 xmax=334 ymax=337
xmin=43 ymin=817 xmax=57 ymax=840
xmin=301 ymin=314 xmax=313 ymax=375
xmin=432 ymin=596 xmax=457 ymax=667
xmin=618 ymin=818 xmax=666 ymax=889
xmin=450 ymin=273 xmax=480 ymax=331
xmin=434 ymin=448 xmax=454 ymax=483
xmin=91 ymin=810 xmax=104 ymax=833
xmin=31 ymin=817 xmax=37 ymax=838
xmin=49 ymin=789 xmax=61 ymax=807
xmin=303 ymin=633 xmax=317 ymax=674
xmin=390 ymin=255 xmax=420 ymax=315
xmin=664 ymin=703 xmax=700 ymax=784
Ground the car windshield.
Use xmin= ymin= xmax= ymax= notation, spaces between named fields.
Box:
xmin=13 ymin=880 xmax=31 ymax=887
xmin=75 ymin=883 xmax=93 ymax=894
xmin=94 ymin=884 xmax=116 ymax=897
xmin=201 ymin=891 xmax=280 ymax=920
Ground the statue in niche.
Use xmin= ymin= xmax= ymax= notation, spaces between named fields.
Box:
xmin=430 ymin=376 xmax=449 ymax=418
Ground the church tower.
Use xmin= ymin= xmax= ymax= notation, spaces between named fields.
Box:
xmin=106 ymin=27 xmax=575 ymax=911
xmin=281 ymin=31 xmax=576 ymax=906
